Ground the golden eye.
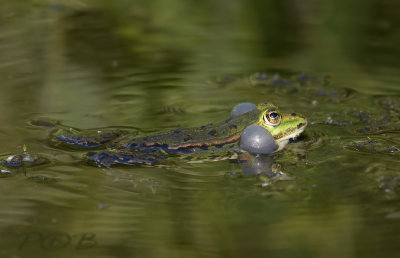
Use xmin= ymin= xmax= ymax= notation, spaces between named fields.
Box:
xmin=263 ymin=111 xmax=281 ymax=126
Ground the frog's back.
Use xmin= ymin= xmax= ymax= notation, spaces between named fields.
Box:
xmin=123 ymin=108 xmax=262 ymax=154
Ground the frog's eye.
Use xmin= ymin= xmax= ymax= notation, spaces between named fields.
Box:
xmin=263 ymin=111 xmax=281 ymax=127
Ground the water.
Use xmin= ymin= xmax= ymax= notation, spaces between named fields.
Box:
xmin=1 ymin=1 xmax=400 ymax=257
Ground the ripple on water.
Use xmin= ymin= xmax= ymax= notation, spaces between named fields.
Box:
xmin=342 ymin=132 xmax=400 ymax=155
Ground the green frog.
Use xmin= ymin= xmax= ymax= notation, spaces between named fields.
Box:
xmin=49 ymin=102 xmax=307 ymax=166
xmin=1 ymin=102 xmax=307 ymax=169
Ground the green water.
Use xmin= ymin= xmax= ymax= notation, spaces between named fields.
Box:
xmin=1 ymin=1 xmax=400 ymax=257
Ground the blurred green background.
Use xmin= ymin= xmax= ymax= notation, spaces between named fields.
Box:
xmin=1 ymin=1 xmax=400 ymax=258
xmin=1 ymin=0 xmax=399 ymax=130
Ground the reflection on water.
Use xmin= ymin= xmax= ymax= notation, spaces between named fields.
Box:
xmin=1 ymin=1 xmax=400 ymax=258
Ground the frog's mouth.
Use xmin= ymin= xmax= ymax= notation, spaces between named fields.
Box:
xmin=275 ymin=121 xmax=307 ymax=151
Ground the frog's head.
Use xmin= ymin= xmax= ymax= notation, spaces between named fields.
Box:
xmin=256 ymin=102 xmax=307 ymax=151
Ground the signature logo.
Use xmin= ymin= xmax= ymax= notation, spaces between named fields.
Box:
xmin=18 ymin=231 xmax=97 ymax=250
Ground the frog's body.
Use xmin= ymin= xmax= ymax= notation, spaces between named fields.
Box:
xmin=1 ymin=102 xmax=306 ymax=170
xmin=50 ymin=102 xmax=307 ymax=167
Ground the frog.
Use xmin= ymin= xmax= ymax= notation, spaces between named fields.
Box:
xmin=47 ymin=102 xmax=307 ymax=167
xmin=1 ymin=102 xmax=307 ymax=170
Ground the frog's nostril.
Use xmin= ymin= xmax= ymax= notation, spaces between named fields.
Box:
xmin=297 ymin=123 xmax=306 ymax=129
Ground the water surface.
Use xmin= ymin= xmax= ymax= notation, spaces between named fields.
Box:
xmin=1 ymin=1 xmax=400 ymax=258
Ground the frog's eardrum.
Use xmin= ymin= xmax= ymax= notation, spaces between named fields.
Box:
xmin=240 ymin=125 xmax=278 ymax=154
xmin=230 ymin=102 xmax=257 ymax=118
